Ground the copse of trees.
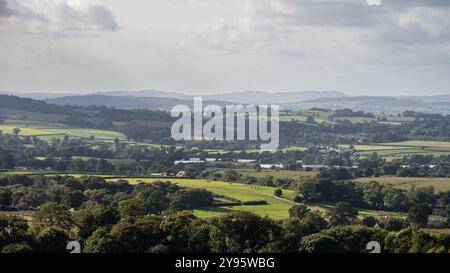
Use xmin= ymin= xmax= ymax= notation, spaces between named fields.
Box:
xmin=296 ymin=177 xmax=450 ymax=228
xmin=2 ymin=205 xmax=450 ymax=253
xmin=0 ymin=175 xmax=449 ymax=253
xmin=0 ymin=175 xmax=215 ymax=214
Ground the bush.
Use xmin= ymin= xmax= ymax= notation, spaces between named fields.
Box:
xmin=274 ymin=189 xmax=283 ymax=197
xmin=1 ymin=243 xmax=32 ymax=253
xmin=362 ymin=216 xmax=378 ymax=227
xmin=380 ymin=218 xmax=406 ymax=231
xmin=299 ymin=233 xmax=343 ymax=253
xmin=293 ymin=195 xmax=304 ymax=203
xmin=241 ymin=200 xmax=268 ymax=206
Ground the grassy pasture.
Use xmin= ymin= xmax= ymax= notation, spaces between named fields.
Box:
xmin=0 ymin=171 xmax=33 ymax=178
xmin=0 ymin=172 xmax=407 ymax=220
xmin=0 ymin=122 xmax=127 ymax=141
xmin=332 ymin=117 xmax=377 ymax=123
xmin=340 ymin=141 xmax=450 ymax=160
xmin=279 ymin=114 xmax=334 ymax=125
xmin=354 ymin=176 xmax=450 ymax=192
xmin=104 ymin=177 xmax=399 ymax=219
xmin=339 ymin=144 xmax=409 ymax=151
xmin=0 ymin=125 xmax=56 ymax=136
xmin=214 ymin=169 xmax=317 ymax=180
xmin=357 ymin=149 xmax=450 ymax=157
xmin=379 ymin=141 xmax=450 ymax=150
xmin=0 ymin=109 xmax=67 ymax=122
xmin=106 ymin=177 xmax=297 ymax=219
xmin=43 ymin=128 xmax=127 ymax=141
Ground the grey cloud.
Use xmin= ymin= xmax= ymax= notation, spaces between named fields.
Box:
xmin=390 ymin=0 xmax=450 ymax=8
xmin=251 ymin=0 xmax=450 ymax=44
xmin=270 ymin=0 xmax=383 ymax=27
xmin=87 ymin=4 xmax=119 ymax=31
xmin=0 ymin=0 xmax=119 ymax=33
xmin=0 ymin=0 xmax=13 ymax=16
xmin=265 ymin=0 xmax=450 ymax=28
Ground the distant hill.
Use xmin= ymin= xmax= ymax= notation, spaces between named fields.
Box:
xmin=46 ymin=91 xmax=346 ymax=109
xmin=203 ymin=90 xmax=346 ymax=105
xmin=4 ymin=89 xmax=346 ymax=106
xmin=46 ymin=95 xmax=231 ymax=110
xmin=291 ymin=96 xmax=450 ymax=114
xmin=5 ymin=89 xmax=450 ymax=114
xmin=0 ymin=94 xmax=71 ymax=114
xmin=0 ymin=91 xmax=76 ymax=100
xmin=93 ymin=90 xmax=347 ymax=105
xmin=95 ymin=89 xmax=192 ymax=100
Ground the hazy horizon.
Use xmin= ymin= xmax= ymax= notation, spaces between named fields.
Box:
xmin=1 ymin=0 xmax=450 ymax=96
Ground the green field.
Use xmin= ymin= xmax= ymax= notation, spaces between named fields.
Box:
xmin=332 ymin=117 xmax=377 ymax=123
xmin=0 ymin=122 xmax=127 ymax=141
xmin=280 ymin=110 xmax=416 ymax=126
xmin=0 ymin=125 xmax=55 ymax=136
xmin=380 ymin=141 xmax=450 ymax=150
xmin=357 ymin=149 xmax=450 ymax=157
xmin=280 ymin=114 xmax=334 ymax=124
xmin=354 ymin=176 xmax=450 ymax=192
xmin=103 ymin=177 xmax=402 ymax=219
xmin=0 ymin=171 xmax=33 ymax=178
xmin=339 ymin=141 xmax=450 ymax=160
xmin=339 ymin=144 xmax=409 ymax=151
xmin=202 ymin=146 xmax=307 ymax=155
xmin=106 ymin=177 xmax=297 ymax=219
xmin=215 ymin=169 xmax=317 ymax=179
xmin=1 ymin=171 xmax=406 ymax=219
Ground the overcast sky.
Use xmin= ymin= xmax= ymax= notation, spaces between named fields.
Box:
xmin=1 ymin=0 xmax=450 ymax=96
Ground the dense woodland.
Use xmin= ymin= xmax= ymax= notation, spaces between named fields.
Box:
xmin=1 ymin=175 xmax=450 ymax=253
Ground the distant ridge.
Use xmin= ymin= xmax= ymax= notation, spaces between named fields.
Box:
xmin=203 ymin=90 xmax=346 ymax=105
xmin=46 ymin=95 xmax=231 ymax=110
xmin=43 ymin=90 xmax=348 ymax=109
xmin=2 ymin=90 xmax=347 ymax=105
xmin=294 ymin=95 xmax=450 ymax=114
xmin=5 ymin=89 xmax=450 ymax=114
xmin=95 ymin=89 xmax=191 ymax=100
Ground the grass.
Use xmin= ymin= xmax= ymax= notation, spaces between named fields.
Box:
xmin=0 ymin=211 xmax=34 ymax=222
xmin=422 ymin=229 xmax=450 ymax=235
xmin=332 ymin=117 xmax=377 ymax=123
xmin=43 ymin=128 xmax=127 ymax=141
xmin=315 ymin=203 xmax=406 ymax=219
xmin=0 ymin=125 xmax=56 ymax=136
xmin=280 ymin=146 xmax=308 ymax=152
xmin=106 ymin=177 xmax=297 ymax=219
xmin=380 ymin=141 xmax=450 ymax=150
xmin=354 ymin=176 xmax=450 ymax=192
xmin=280 ymin=111 xmax=415 ymax=126
xmin=339 ymin=144 xmax=409 ymax=151
xmin=214 ymin=169 xmax=317 ymax=180
xmin=357 ymin=149 xmax=450 ymax=157
xmin=103 ymin=177 xmax=403 ymax=220
xmin=202 ymin=146 xmax=307 ymax=155
xmin=0 ymin=122 xmax=127 ymax=141
xmin=339 ymin=141 xmax=450 ymax=160
xmin=0 ymin=171 xmax=407 ymax=220
xmin=0 ymin=171 xmax=33 ymax=178
xmin=279 ymin=114 xmax=334 ymax=125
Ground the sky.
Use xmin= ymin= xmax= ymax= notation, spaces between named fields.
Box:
xmin=1 ymin=0 xmax=450 ymax=96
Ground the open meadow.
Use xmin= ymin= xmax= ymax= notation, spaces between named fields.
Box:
xmin=106 ymin=177 xmax=297 ymax=219
xmin=104 ymin=177 xmax=404 ymax=220
xmin=214 ymin=169 xmax=317 ymax=180
xmin=339 ymin=141 xmax=450 ymax=160
xmin=0 ymin=121 xmax=128 ymax=141
xmin=354 ymin=176 xmax=450 ymax=192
